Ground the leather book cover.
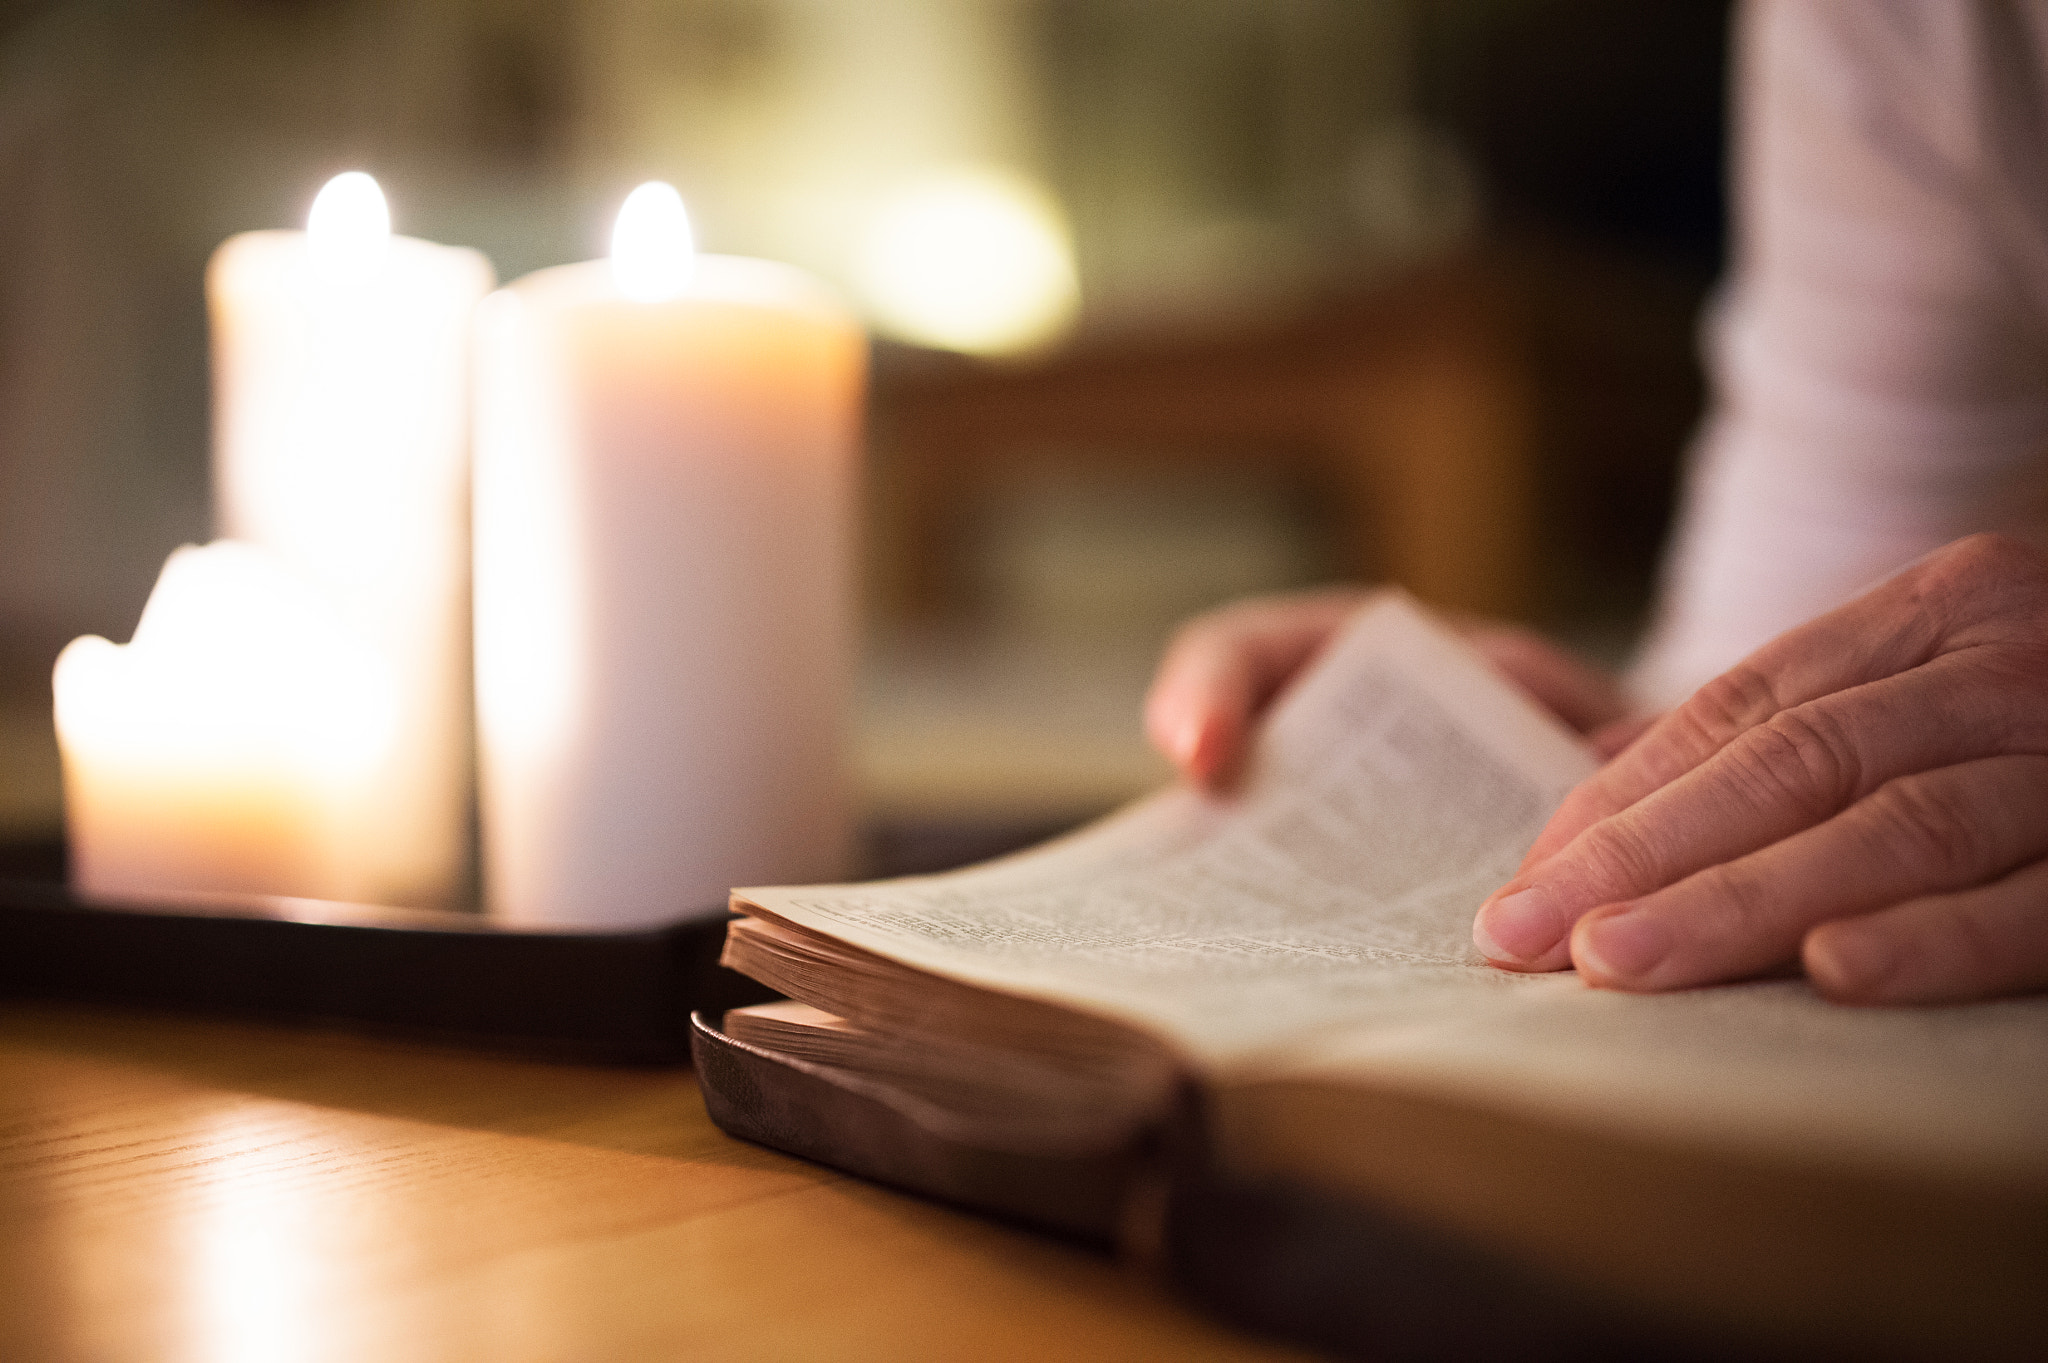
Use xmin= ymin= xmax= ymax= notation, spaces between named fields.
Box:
xmin=1157 ymin=1111 xmax=1752 ymax=1363
xmin=690 ymin=1009 xmax=1142 ymax=1244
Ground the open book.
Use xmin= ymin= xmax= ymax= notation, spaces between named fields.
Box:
xmin=709 ymin=595 xmax=2048 ymax=1359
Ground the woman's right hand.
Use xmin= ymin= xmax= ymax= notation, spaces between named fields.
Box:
xmin=1143 ymin=588 xmax=1642 ymax=791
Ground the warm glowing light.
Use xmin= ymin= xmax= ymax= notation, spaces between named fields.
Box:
xmin=610 ymin=181 xmax=697 ymax=303
xmin=853 ymin=168 xmax=1079 ymax=356
xmin=305 ymin=172 xmax=391 ymax=284
xmin=54 ymin=541 xmax=395 ymax=780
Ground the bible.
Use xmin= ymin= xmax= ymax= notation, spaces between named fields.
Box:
xmin=700 ymin=594 xmax=2048 ymax=1360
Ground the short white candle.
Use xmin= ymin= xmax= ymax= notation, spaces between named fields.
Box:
xmin=474 ymin=182 xmax=865 ymax=925
xmin=208 ymin=172 xmax=493 ymax=909
xmin=53 ymin=542 xmax=398 ymax=903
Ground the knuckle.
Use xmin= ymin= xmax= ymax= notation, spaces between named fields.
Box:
xmin=1731 ymin=704 xmax=1865 ymax=814
xmin=1949 ymin=531 xmax=2045 ymax=583
xmin=1862 ymin=779 xmax=1993 ymax=881
xmin=1684 ymin=663 xmax=1783 ymax=743
xmin=1688 ymin=858 xmax=1778 ymax=935
xmin=1571 ymin=814 xmax=1671 ymax=899
xmin=1912 ymin=533 xmax=2048 ymax=614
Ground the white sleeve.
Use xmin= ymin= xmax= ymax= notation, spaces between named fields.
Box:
xmin=1630 ymin=0 xmax=2048 ymax=708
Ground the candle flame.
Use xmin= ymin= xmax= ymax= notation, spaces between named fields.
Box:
xmin=306 ymin=171 xmax=391 ymax=284
xmin=610 ymin=181 xmax=697 ymax=303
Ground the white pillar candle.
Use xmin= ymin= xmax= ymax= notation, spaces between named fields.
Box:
xmin=474 ymin=182 xmax=865 ymax=925
xmin=208 ymin=172 xmax=493 ymax=909
xmin=53 ymin=542 xmax=398 ymax=903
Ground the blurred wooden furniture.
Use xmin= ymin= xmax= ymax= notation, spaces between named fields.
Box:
xmin=0 ymin=1001 xmax=1302 ymax=1362
xmin=876 ymin=254 xmax=1544 ymax=622
xmin=872 ymin=244 xmax=1708 ymax=628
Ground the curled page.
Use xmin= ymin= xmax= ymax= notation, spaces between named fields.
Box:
xmin=736 ymin=592 xmax=1594 ymax=1061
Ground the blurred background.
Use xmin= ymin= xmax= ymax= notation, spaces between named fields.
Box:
xmin=0 ymin=0 xmax=1728 ymax=845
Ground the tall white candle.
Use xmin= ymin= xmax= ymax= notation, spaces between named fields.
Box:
xmin=208 ymin=173 xmax=493 ymax=909
xmin=474 ymin=182 xmax=865 ymax=925
xmin=54 ymin=542 xmax=398 ymax=903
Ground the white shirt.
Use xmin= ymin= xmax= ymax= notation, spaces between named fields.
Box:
xmin=1632 ymin=0 xmax=2048 ymax=706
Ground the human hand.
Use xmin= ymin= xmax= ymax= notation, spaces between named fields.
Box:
xmin=1473 ymin=533 xmax=2048 ymax=1005
xmin=1144 ymin=587 xmax=1637 ymax=791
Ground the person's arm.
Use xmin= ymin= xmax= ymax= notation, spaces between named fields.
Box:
xmin=1631 ymin=0 xmax=2048 ymax=707
xmin=1464 ymin=2 xmax=2048 ymax=1003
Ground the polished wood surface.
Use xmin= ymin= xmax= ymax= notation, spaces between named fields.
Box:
xmin=0 ymin=1002 xmax=1304 ymax=1363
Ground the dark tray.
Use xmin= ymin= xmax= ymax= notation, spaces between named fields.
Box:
xmin=0 ymin=817 xmax=1081 ymax=1062
xmin=0 ymin=874 xmax=768 ymax=1063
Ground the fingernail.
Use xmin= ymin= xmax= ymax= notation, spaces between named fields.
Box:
xmin=1473 ymin=886 xmax=1568 ymax=963
xmin=1577 ymin=908 xmax=1669 ymax=982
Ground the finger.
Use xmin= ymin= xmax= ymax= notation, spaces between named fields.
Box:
xmin=1515 ymin=671 xmax=1781 ymax=873
xmin=1465 ymin=627 xmax=1632 ymax=735
xmin=1567 ymin=757 xmax=2048 ymax=991
xmin=1519 ymin=533 xmax=2048 ymax=866
xmin=1805 ymin=855 xmax=2048 ymax=1004
xmin=1518 ymin=557 xmax=1967 ymax=868
xmin=1144 ymin=588 xmax=1370 ymax=788
xmin=1589 ymin=712 xmax=1659 ymax=761
xmin=1478 ymin=652 xmax=2023 ymax=970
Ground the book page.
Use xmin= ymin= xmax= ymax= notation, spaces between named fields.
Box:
xmin=725 ymin=1000 xmax=1161 ymax=1153
xmin=737 ymin=593 xmax=1597 ymax=1064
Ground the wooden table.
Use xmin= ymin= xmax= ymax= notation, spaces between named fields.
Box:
xmin=0 ymin=1001 xmax=1306 ymax=1363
